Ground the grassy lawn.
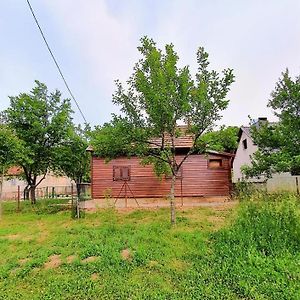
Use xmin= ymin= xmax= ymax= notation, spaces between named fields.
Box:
xmin=0 ymin=195 xmax=299 ymax=300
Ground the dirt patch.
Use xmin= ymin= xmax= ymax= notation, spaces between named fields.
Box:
xmin=208 ymin=215 xmax=226 ymax=230
xmin=5 ymin=234 xmax=21 ymax=240
xmin=121 ymin=248 xmax=133 ymax=261
xmin=31 ymin=267 xmax=40 ymax=274
xmin=91 ymin=273 xmax=99 ymax=281
xmin=19 ymin=258 xmax=30 ymax=265
xmin=66 ymin=255 xmax=77 ymax=263
xmin=83 ymin=197 xmax=232 ymax=211
xmin=44 ymin=254 xmax=62 ymax=269
xmin=4 ymin=234 xmax=33 ymax=242
xmin=81 ymin=256 xmax=98 ymax=263
xmin=10 ymin=267 xmax=20 ymax=275
xmin=212 ymin=201 xmax=238 ymax=212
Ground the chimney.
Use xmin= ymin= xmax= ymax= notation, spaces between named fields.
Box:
xmin=253 ymin=117 xmax=268 ymax=129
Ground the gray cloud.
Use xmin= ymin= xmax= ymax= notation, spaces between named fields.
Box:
xmin=1 ymin=0 xmax=300 ymax=127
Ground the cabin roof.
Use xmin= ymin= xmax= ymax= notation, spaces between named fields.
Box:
xmin=150 ymin=135 xmax=194 ymax=149
xmin=6 ymin=166 xmax=22 ymax=176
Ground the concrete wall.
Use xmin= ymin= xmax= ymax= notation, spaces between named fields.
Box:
xmin=0 ymin=173 xmax=73 ymax=199
xmin=267 ymin=173 xmax=300 ymax=193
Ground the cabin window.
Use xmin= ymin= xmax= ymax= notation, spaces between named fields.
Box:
xmin=208 ymin=159 xmax=223 ymax=169
xmin=113 ymin=166 xmax=131 ymax=181
xmin=242 ymin=139 xmax=248 ymax=149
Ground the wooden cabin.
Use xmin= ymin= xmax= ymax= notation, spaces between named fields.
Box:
xmin=91 ymin=138 xmax=234 ymax=199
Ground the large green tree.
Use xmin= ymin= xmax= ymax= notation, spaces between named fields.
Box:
xmin=243 ymin=70 xmax=300 ymax=178
xmin=4 ymin=81 xmax=73 ymax=203
xmin=55 ymin=124 xmax=91 ymax=199
xmin=92 ymin=37 xmax=234 ymax=225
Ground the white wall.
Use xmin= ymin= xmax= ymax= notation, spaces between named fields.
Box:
xmin=233 ymin=130 xmax=258 ymax=182
xmin=267 ymin=173 xmax=300 ymax=193
xmin=1 ymin=173 xmax=73 ymax=199
xmin=233 ymin=129 xmax=299 ymax=193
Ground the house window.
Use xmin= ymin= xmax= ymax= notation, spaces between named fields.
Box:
xmin=242 ymin=139 xmax=248 ymax=149
xmin=113 ymin=166 xmax=131 ymax=181
xmin=208 ymin=159 xmax=223 ymax=169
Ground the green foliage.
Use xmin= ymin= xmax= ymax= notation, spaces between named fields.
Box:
xmin=244 ymin=69 xmax=300 ymax=178
xmin=221 ymin=194 xmax=300 ymax=255
xmin=197 ymin=126 xmax=239 ymax=153
xmin=55 ymin=124 xmax=91 ymax=185
xmin=232 ymin=181 xmax=260 ymax=201
xmin=3 ymin=81 xmax=73 ymax=201
xmin=93 ymin=37 xmax=234 ymax=167
xmin=91 ymin=121 xmax=144 ymax=159
xmin=209 ymin=193 xmax=300 ymax=299
xmin=0 ymin=125 xmax=23 ymax=172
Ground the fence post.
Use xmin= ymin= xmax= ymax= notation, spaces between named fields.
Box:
xmin=76 ymin=183 xmax=80 ymax=219
xmin=17 ymin=186 xmax=20 ymax=212
xmin=296 ymin=177 xmax=299 ymax=195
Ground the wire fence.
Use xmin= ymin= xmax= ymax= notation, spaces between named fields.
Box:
xmin=1 ymin=183 xmax=91 ymax=201
xmin=0 ymin=183 xmax=90 ymax=219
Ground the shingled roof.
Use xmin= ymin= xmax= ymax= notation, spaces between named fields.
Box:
xmin=6 ymin=166 xmax=22 ymax=176
xmin=150 ymin=135 xmax=194 ymax=149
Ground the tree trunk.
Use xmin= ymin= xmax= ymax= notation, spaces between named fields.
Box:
xmin=170 ymin=174 xmax=176 ymax=226
xmin=24 ymin=187 xmax=30 ymax=201
xmin=30 ymin=185 xmax=36 ymax=204
xmin=76 ymin=182 xmax=81 ymax=200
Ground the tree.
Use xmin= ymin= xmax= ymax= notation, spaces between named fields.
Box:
xmin=0 ymin=125 xmax=23 ymax=217
xmin=243 ymin=69 xmax=300 ymax=178
xmin=197 ymin=126 xmax=239 ymax=153
xmin=4 ymin=81 xmax=73 ymax=203
xmin=92 ymin=37 xmax=234 ymax=225
xmin=54 ymin=124 xmax=91 ymax=199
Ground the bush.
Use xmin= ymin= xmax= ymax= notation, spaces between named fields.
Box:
xmin=232 ymin=181 xmax=266 ymax=201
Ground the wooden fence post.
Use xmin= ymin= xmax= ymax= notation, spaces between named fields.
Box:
xmin=17 ymin=185 xmax=20 ymax=212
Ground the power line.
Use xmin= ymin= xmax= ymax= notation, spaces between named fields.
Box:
xmin=26 ymin=0 xmax=88 ymax=124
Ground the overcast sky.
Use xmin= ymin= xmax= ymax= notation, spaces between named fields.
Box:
xmin=1 ymin=0 xmax=300 ymax=127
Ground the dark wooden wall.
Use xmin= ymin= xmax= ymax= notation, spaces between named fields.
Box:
xmin=91 ymin=154 xmax=232 ymax=199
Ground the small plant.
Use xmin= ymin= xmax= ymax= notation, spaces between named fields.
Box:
xmin=233 ymin=180 xmax=265 ymax=201
xmin=103 ymin=188 xmax=114 ymax=209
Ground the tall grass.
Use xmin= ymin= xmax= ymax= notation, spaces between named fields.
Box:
xmin=0 ymin=193 xmax=299 ymax=299
xmin=208 ymin=193 xmax=300 ymax=299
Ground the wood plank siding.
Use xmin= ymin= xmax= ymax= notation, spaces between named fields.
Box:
xmin=92 ymin=154 xmax=232 ymax=198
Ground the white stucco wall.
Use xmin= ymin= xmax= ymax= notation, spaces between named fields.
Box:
xmin=233 ymin=131 xmax=258 ymax=182
xmin=1 ymin=173 xmax=73 ymax=199
xmin=267 ymin=173 xmax=300 ymax=193
xmin=233 ymin=129 xmax=298 ymax=192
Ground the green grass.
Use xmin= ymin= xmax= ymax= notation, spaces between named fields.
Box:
xmin=0 ymin=195 xmax=299 ymax=299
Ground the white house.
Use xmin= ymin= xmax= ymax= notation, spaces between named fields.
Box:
xmin=232 ymin=126 xmax=264 ymax=183
xmin=233 ymin=119 xmax=300 ymax=193
xmin=0 ymin=166 xmax=73 ymax=200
